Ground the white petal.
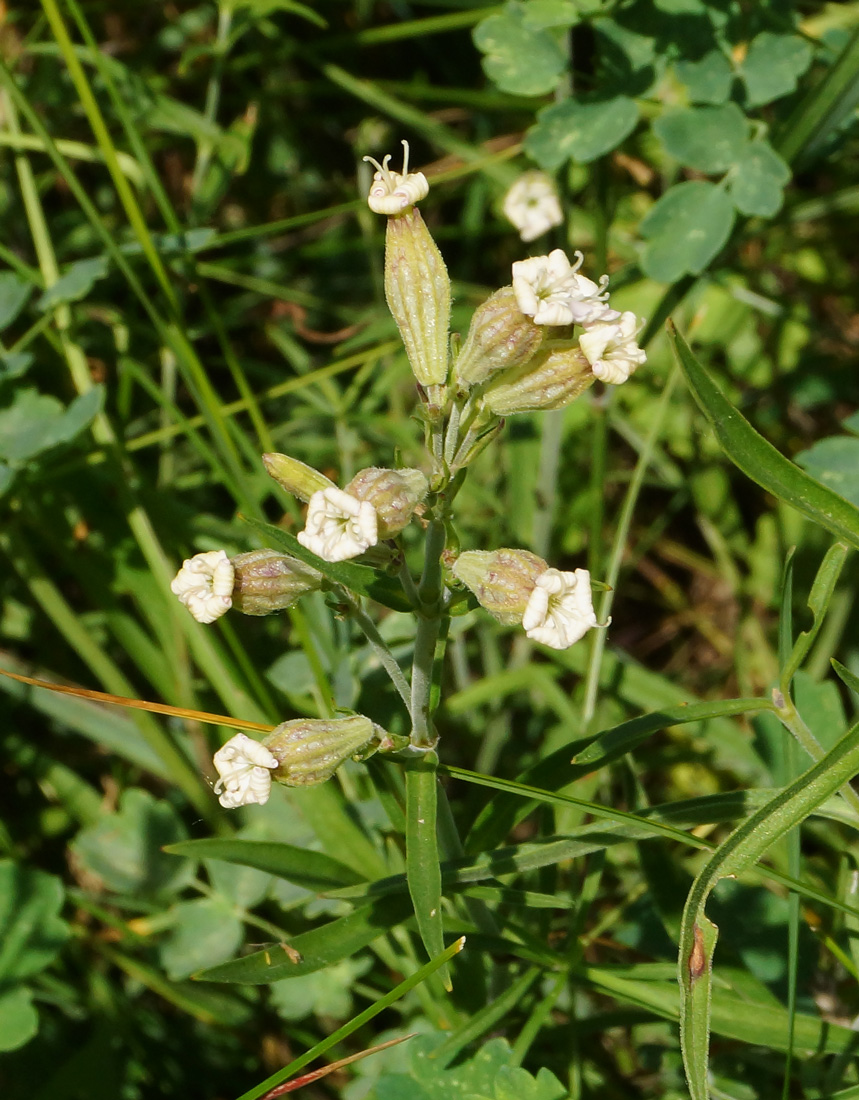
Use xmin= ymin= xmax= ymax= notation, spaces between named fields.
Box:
xmin=212 ymin=733 xmax=278 ymax=809
xmin=512 ymin=250 xmax=577 ymax=327
xmin=297 ymin=487 xmax=378 ymax=562
xmin=579 ymin=311 xmax=646 ymax=385
xmin=170 ymin=550 xmax=234 ymax=623
xmin=522 ymin=568 xmax=599 ymax=649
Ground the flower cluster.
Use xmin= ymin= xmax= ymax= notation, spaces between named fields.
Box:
xmin=167 ymin=140 xmax=643 ymax=806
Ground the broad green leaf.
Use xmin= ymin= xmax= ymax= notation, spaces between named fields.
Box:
xmin=595 ymin=17 xmax=659 ymax=97
xmin=795 ymin=435 xmax=859 ymax=508
xmin=0 ymin=861 xmax=69 ymax=983
xmin=165 ymin=837 xmax=365 ymax=890
xmin=206 ymin=855 xmax=271 ymax=909
xmin=36 ymin=256 xmax=109 ymax=310
xmin=0 ymin=386 xmax=103 ymax=465
xmin=405 ymin=754 xmax=448 ymax=988
xmin=241 ymin=515 xmax=412 ymax=612
xmin=794 ymin=670 xmax=848 ymax=754
xmin=678 ymin=715 xmax=859 ymax=1099
xmin=524 ymin=95 xmax=639 ymax=168
xmin=368 ymin=1035 xmax=566 ymax=1100
xmin=668 ymin=324 xmax=859 ymax=552
xmin=472 ymin=6 xmax=566 ymax=96
xmin=741 ymin=32 xmax=813 ymax=108
xmin=654 ymin=103 xmax=748 ymax=173
xmin=0 ymin=272 xmax=32 ymax=330
xmin=640 ymin=181 xmax=735 ymax=282
xmin=159 ymin=897 xmax=243 ymax=980
xmin=0 ymin=986 xmax=38 ymax=1052
xmin=674 ymin=50 xmax=734 ymax=104
xmin=195 ymin=893 xmax=414 ymax=983
xmin=269 ymin=956 xmax=370 ymax=1021
xmin=522 ymin=0 xmax=579 ymax=30
xmin=71 ymin=788 xmax=194 ymax=897
xmin=0 ymin=351 xmax=34 ymax=380
xmin=728 ymin=140 xmax=791 ymax=216
xmin=0 ymin=463 xmax=13 ymax=496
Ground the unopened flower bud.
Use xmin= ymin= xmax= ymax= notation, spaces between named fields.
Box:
xmin=452 ymin=549 xmax=546 ymax=624
xmin=454 ymin=287 xmax=543 ymax=388
xmin=384 ymin=206 xmax=451 ymax=389
xmin=264 ymin=714 xmax=382 ymax=787
xmin=345 ymin=467 xmax=428 ymax=538
xmin=231 ymin=549 xmax=323 ymax=615
xmin=481 ymin=344 xmax=593 ymax=416
xmin=263 ymin=453 xmax=335 ymax=502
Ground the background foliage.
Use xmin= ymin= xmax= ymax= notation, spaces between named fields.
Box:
xmin=1 ymin=1 xmax=859 ymax=1098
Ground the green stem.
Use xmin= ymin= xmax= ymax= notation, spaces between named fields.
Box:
xmin=773 ymin=691 xmax=859 ymax=818
xmin=581 ymin=368 xmax=678 ymax=727
xmin=410 ymin=519 xmax=446 ymax=749
xmin=341 ymin=592 xmax=412 ymax=712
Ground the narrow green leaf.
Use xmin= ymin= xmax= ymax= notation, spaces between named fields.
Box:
xmin=406 ymin=753 xmax=449 ymax=989
xmin=586 ymin=965 xmax=858 ymax=1055
xmin=195 ymin=894 xmax=414 ymax=984
xmin=781 ymin=543 xmax=848 ymax=690
xmin=678 ymin=715 xmax=859 ymax=1099
xmin=467 ymin=697 xmax=772 ymax=853
xmin=832 ymin=659 xmax=859 ymax=697
xmin=241 ymin=515 xmax=412 ymax=612
xmin=775 ymin=24 xmax=859 ymax=166
xmin=668 ymin=323 xmax=859 ymax=551
xmin=164 ymin=838 xmax=366 ymax=891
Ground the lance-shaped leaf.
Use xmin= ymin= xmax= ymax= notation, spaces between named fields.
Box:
xmin=669 ymin=324 xmax=859 ymax=552
xmin=678 ymin=714 xmax=859 ymax=1099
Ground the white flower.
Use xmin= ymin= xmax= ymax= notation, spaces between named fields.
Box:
xmin=522 ymin=567 xmax=599 ymax=649
xmin=364 ymin=140 xmax=429 ymax=215
xmin=213 ymin=733 xmax=278 ymax=809
xmin=566 ymin=264 xmax=621 ymax=326
xmin=512 ymin=249 xmax=580 ymax=326
xmin=502 ymin=172 xmax=563 ymax=242
xmin=170 ymin=550 xmax=234 ymax=624
xmin=297 ymin=487 xmax=378 ymax=562
xmin=578 ymin=310 xmax=647 ymax=384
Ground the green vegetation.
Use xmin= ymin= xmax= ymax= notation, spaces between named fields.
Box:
xmin=2 ymin=3 xmax=859 ymax=1099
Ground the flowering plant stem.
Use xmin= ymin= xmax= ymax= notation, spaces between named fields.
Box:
xmin=410 ymin=517 xmax=447 ymax=750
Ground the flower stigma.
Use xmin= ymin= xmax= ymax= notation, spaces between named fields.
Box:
xmin=365 ymin=140 xmax=429 ymax=215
